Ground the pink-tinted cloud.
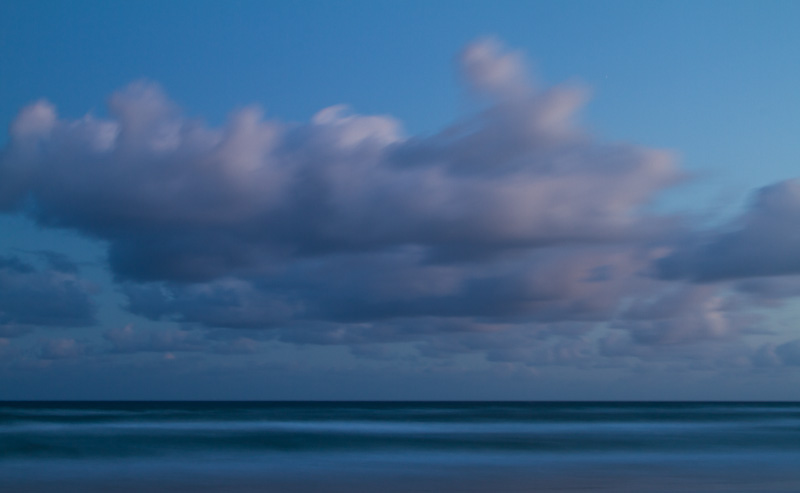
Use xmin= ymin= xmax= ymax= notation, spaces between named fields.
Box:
xmin=1 ymin=39 xmax=769 ymax=369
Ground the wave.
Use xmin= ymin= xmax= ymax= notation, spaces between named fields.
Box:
xmin=1 ymin=402 xmax=800 ymax=462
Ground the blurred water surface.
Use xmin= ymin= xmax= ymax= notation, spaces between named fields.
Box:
xmin=2 ymin=401 xmax=800 ymax=492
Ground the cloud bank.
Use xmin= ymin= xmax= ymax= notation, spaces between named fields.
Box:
xmin=0 ymin=254 xmax=95 ymax=338
xmin=1 ymin=39 xmax=795 ymax=368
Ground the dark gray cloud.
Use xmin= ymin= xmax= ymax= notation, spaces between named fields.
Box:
xmin=36 ymin=250 xmax=81 ymax=274
xmin=119 ymin=245 xmax=656 ymax=337
xmin=775 ymin=340 xmax=800 ymax=366
xmin=752 ymin=339 xmax=800 ymax=368
xmin=0 ymin=255 xmax=96 ymax=336
xmin=735 ymin=276 xmax=800 ymax=306
xmin=412 ymin=322 xmax=597 ymax=368
xmin=614 ymin=285 xmax=749 ymax=345
xmin=658 ymin=180 xmax=800 ymax=282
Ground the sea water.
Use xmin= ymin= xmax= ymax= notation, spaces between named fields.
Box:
xmin=2 ymin=401 xmax=800 ymax=492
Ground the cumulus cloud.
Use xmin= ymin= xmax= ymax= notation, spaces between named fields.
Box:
xmin=659 ymin=180 xmax=800 ymax=282
xmin=0 ymin=39 xmax=680 ymax=282
xmin=3 ymin=38 xmax=758 ymax=367
xmin=0 ymin=254 xmax=96 ymax=336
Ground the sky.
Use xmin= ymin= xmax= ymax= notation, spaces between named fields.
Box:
xmin=2 ymin=0 xmax=800 ymax=400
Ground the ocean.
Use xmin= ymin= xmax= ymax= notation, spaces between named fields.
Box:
xmin=2 ymin=401 xmax=800 ymax=492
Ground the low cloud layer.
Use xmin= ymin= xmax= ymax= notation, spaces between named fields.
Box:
xmin=0 ymin=254 xmax=96 ymax=337
xmin=0 ymin=39 xmax=795 ymax=369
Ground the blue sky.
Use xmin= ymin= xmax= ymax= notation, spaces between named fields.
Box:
xmin=2 ymin=1 xmax=800 ymax=399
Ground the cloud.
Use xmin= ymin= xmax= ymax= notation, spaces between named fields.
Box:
xmin=775 ymin=339 xmax=800 ymax=366
xmin=735 ymin=276 xmax=800 ymax=306
xmin=752 ymin=339 xmax=800 ymax=368
xmin=119 ymin=245 xmax=660 ymax=339
xmin=0 ymin=39 xmax=681 ymax=282
xmin=104 ymin=325 xmax=206 ymax=354
xmin=658 ymin=180 xmax=800 ymax=282
xmin=0 ymin=254 xmax=96 ymax=336
xmin=3 ymin=38 xmax=752 ymax=367
xmin=38 ymin=338 xmax=87 ymax=360
xmin=103 ymin=324 xmax=262 ymax=356
xmin=614 ymin=285 xmax=748 ymax=345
